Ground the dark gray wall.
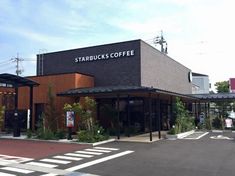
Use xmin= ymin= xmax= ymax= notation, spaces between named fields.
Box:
xmin=37 ymin=40 xmax=141 ymax=87
xmin=140 ymin=41 xmax=192 ymax=94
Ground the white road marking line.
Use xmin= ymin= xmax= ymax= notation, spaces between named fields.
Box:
xmin=8 ymin=163 xmax=71 ymax=175
xmin=0 ymin=167 xmax=34 ymax=174
xmin=26 ymin=162 xmax=57 ymax=168
xmin=210 ymin=135 xmax=234 ymax=140
xmin=40 ymin=172 xmax=99 ymax=176
xmin=40 ymin=174 xmax=58 ymax=176
xmin=65 ymin=153 xmax=93 ymax=158
xmin=212 ymin=130 xmax=223 ymax=133
xmin=40 ymin=159 xmax=71 ymax=164
xmin=53 ymin=156 xmax=83 ymax=161
xmin=0 ymin=161 xmax=10 ymax=166
xmin=85 ymin=149 xmax=111 ymax=153
xmin=0 ymin=172 xmax=16 ymax=176
xmin=184 ymin=132 xmax=209 ymax=140
xmin=195 ymin=132 xmax=209 ymax=139
xmin=66 ymin=150 xmax=134 ymax=171
xmin=75 ymin=151 xmax=103 ymax=155
xmin=0 ymin=154 xmax=33 ymax=163
xmin=94 ymin=147 xmax=119 ymax=151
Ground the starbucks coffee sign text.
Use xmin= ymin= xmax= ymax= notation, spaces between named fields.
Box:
xmin=75 ymin=50 xmax=135 ymax=63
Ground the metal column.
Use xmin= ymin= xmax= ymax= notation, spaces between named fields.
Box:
xmin=29 ymin=86 xmax=33 ymax=130
xmin=13 ymin=85 xmax=20 ymax=137
xmin=170 ymin=96 xmax=173 ymax=128
xmin=117 ymin=94 xmax=120 ymax=140
xmin=127 ymin=95 xmax=130 ymax=137
xmin=157 ymin=94 xmax=161 ymax=139
xmin=149 ymin=93 xmax=152 ymax=141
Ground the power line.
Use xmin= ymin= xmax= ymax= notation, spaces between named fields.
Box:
xmin=0 ymin=65 xmax=15 ymax=72
xmin=0 ymin=54 xmax=37 ymax=75
xmin=0 ymin=59 xmax=12 ymax=65
xmin=23 ymin=59 xmax=37 ymax=61
xmin=0 ymin=60 xmax=13 ymax=66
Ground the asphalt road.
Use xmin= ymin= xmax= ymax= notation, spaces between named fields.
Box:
xmin=81 ymin=132 xmax=235 ymax=176
xmin=1 ymin=132 xmax=235 ymax=176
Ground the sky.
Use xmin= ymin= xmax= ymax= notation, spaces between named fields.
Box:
xmin=0 ymin=0 xmax=235 ymax=90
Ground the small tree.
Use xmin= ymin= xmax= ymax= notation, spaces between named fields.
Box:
xmin=172 ymin=97 xmax=195 ymax=134
xmin=214 ymin=81 xmax=230 ymax=129
xmin=63 ymin=97 xmax=108 ymax=142
xmin=0 ymin=106 xmax=5 ymax=131
xmin=44 ymin=85 xmax=58 ymax=133
xmin=215 ymin=81 xmax=229 ymax=93
xmin=64 ymin=97 xmax=96 ymax=131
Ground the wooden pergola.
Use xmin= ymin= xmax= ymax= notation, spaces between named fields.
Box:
xmin=0 ymin=73 xmax=39 ymax=136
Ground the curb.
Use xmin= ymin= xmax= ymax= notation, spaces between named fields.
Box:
xmin=78 ymin=138 xmax=116 ymax=146
xmin=211 ymin=130 xmax=235 ymax=133
xmin=0 ymin=135 xmax=115 ymax=146
xmin=166 ymin=130 xmax=195 ymax=140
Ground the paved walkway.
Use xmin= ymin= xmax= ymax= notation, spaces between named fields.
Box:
xmin=0 ymin=138 xmax=89 ymax=158
xmin=117 ymin=131 xmax=167 ymax=143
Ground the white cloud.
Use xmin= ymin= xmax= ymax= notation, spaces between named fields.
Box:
xmin=1 ymin=0 xmax=235 ymax=87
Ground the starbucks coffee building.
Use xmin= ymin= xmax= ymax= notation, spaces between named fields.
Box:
xmin=1 ymin=39 xmax=198 ymax=140
xmin=37 ymin=39 xmax=192 ymax=94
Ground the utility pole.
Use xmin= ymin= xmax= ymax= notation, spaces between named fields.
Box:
xmin=154 ymin=31 xmax=168 ymax=54
xmin=12 ymin=53 xmax=24 ymax=76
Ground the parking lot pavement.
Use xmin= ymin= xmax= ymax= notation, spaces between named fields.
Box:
xmin=78 ymin=132 xmax=235 ymax=176
xmin=1 ymin=132 xmax=235 ymax=176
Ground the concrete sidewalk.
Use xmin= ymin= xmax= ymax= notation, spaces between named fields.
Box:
xmin=116 ymin=131 xmax=167 ymax=143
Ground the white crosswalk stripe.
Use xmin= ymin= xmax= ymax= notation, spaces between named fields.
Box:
xmin=40 ymin=159 xmax=71 ymax=164
xmin=26 ymin=162 xmax=58 ymax=168
xmin=0 ymin=172 xmax=16 ymax=176
xmin=75 ymin=151 xmax=103 ymax=155
xmin=66 ymin=150 xmax=134 ymax=171
xmin=94 ymin=147 xmax=119 ymax=151
xmin=53 ymin=156 xmax=83 ymax=161
xmin=65 ymin=153 xmax=93 ymax=158
xmin=0 ymin=154 xmax=33 ymax=165
xmin=0 ymin=147 xmax=132 ymax=176
xmin=85 ymin=148 xmax=111 ymax=153
xmin=0 ymin=161 xmax=10 ymax=166
xmin=0 ymin=167 xmax=34 ymax=174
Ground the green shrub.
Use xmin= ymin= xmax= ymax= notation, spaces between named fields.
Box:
xmin=171 ymin=97 xmax=195 ymax=134
xmin=212 ymin=117 xmax=222 ymax=129
xmin=35 ymin=116 xmax=61 ymax=140
xmin=78 ymin=130 xmax=95 ymax=143
xmin=55 ymin=129 xmax=66 ymax=139
xmin=0 ymin=106 xmax=5 ymax=130
xmin=77 ymin=124 xmax=109 ymax=143
xmin=167 ymin=127 xmax=176 ymax=135
xmin=42 ymin=129 xmax=56 ymax=140
xmin=26 ymin=129 xmax=33 ymax=138
xmin=205 ymin=117 xmax=212 ymax=130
